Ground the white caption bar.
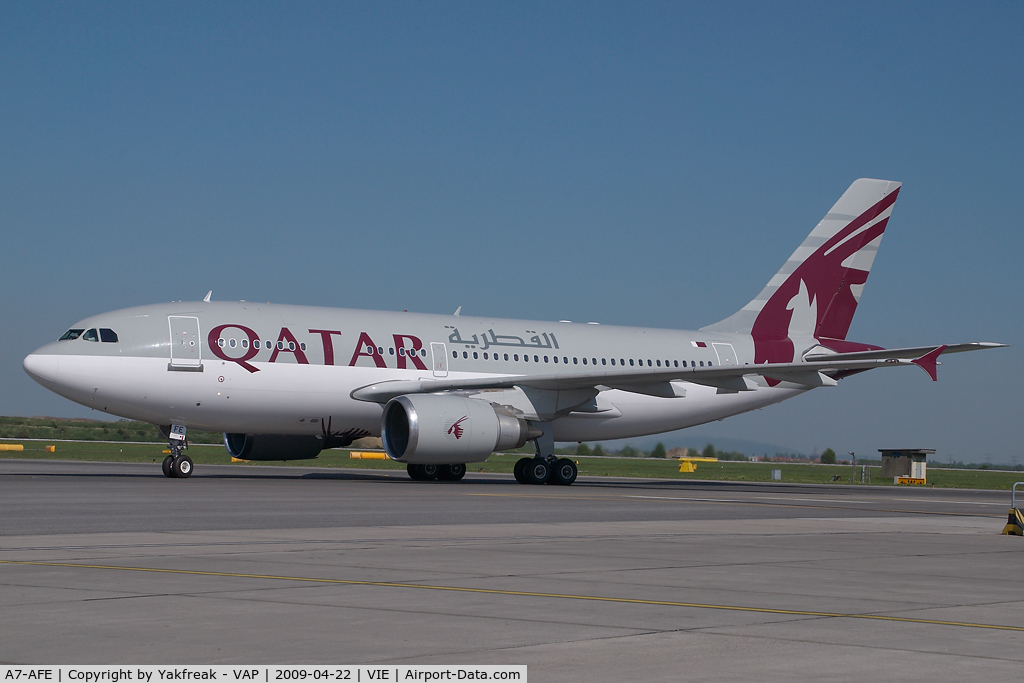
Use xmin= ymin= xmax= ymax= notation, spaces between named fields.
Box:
xmin=0 ymin=667 xmax=526 ymax=683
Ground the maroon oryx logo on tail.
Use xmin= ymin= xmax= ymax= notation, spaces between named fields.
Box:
xmin=446 ymin=416 xmax=468 ymax=440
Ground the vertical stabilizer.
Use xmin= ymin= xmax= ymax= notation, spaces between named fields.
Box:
xmin=702 ymin=179 xmax=901 ymax=363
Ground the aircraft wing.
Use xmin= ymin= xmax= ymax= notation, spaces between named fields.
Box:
xmin=803 ymin=342 xmax=1005 ymax=362
xmin=351 ymin=341 xmax=1007 ymax=403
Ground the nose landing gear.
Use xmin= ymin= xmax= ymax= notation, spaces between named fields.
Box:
xmin=161 ymin=424 xmax=193 ymax=478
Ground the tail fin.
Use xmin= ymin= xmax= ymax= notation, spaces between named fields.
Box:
xmin=702 ymin=178 xmax=901 ymax=362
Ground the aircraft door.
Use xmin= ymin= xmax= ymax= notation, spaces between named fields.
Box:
xmin=430 ymin=342 xmax=448 ymax=377
xmin=169 ymin=316 xmax=202 ymax=369
xmin=712 ymin=343 xmax=737 ymax=366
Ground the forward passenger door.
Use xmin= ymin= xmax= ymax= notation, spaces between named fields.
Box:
xmin=169 ymin=316 xmax=202 ymax=369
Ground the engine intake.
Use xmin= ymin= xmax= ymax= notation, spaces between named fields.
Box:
xmin=382 ymin=394 xmax=539 ymax=464
xmin=223 ymin=433 xmax=325 ymax=461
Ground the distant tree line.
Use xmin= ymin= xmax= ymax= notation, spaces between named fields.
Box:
xmin=560 ymin=442 xmax=748 ymax=461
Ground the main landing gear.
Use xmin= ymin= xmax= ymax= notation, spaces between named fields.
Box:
xmin=407 ymin=463 xmax=467 ymax=481
xmin=161 ymin=424 xmax=193 ymax=478
xmin=512 ymin=422 xmax=578 ymax=485
xmin=513 ymin=456 xmax=577 ymax=486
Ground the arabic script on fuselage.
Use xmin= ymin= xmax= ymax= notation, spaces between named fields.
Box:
xmin=446 ymin=327 xmax=559 ymax=351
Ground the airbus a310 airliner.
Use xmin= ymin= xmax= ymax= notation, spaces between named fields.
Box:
xmin=23 ymin=179 xmax=1004 ymax=484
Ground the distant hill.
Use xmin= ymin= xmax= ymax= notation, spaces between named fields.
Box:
xmin=587 ymin=432 xmax=803 ymax=458
xmin=0 ymin=416 xmax=223 ymax=444
xmin=0 ymin=416 xmax=384 ymax=450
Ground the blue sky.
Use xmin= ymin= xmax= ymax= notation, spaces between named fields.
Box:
xmin=2 ymin=2 xmax=1020 ymax=462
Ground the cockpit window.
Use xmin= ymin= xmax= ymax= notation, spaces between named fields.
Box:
xmin=99 ymin=328 xmax=118 ymax=343
xmin=82 ymin=328 xmax=99 ymax=342
xmin=59 ymin=329 xmax=85 ymax=341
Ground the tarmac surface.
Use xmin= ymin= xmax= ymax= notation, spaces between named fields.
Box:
xmin=2 ymin=459 xmax=1023 ymax=681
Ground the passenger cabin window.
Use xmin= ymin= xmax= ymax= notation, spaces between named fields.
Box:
xmin=82 ymin=328 xmax=99 ymax=342
xmin=59 ymin=329 xmax=84 ymax=341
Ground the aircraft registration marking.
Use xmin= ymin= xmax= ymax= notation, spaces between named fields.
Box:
xmin=2 ymin=559 xmax=1021 ymax=633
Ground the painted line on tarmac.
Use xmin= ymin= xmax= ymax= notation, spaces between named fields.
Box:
xmin=890 ymin=498 xmax=1005 ymax=507
xmin=635 ymin=495 xmax=868 ymax=504
xmin=466 ymin=492 xmax=1002 ymax=518
xmin=2 ymin=559 xmax=1022 ymax=633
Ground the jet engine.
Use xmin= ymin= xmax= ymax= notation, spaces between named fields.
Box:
xmin=381 ymin=394 xmax=540 ymax=464
xmin=223 ymin=433 xmax=325 ymax=461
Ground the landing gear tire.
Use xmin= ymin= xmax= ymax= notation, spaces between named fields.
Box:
xmin=437 ymin=463 xmax=466 ymax=481
xmin=525 ymin=458 xmax=551 ymax=485
xmin=162 ymin=455 xmax=174 ymax=478
xmin=407 ymin=464 xmax=439 ymax=481
xmin=552 ymin=458 xmax=577 ymax=486
xmin=513 ymin=457 xmax=531 ymax=484
xmin=171 ymin=454 xmax=193 ymax=478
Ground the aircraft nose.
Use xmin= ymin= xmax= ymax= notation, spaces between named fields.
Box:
xmin=23 ymin=352 xmax=60 ymax=384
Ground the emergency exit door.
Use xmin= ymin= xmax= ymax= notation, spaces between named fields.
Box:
xmin=431 ymin=342 xmax=448 ymax=377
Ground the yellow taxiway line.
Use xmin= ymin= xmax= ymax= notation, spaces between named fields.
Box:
xmin=2 ymin=559 xmax=1021 ymax=632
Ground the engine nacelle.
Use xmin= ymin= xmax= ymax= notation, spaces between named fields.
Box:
xmin=223 ymin=433 xmax=325 ymax=461
xmin=381 ymin=394 xmax=538 ymax=464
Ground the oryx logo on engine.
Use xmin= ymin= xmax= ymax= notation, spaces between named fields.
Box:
xmin=445 ymin=416 xmax=468 ymax=440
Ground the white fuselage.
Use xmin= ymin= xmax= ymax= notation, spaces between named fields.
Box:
xmin=23 ymin=301 xmax=807 ymax=443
